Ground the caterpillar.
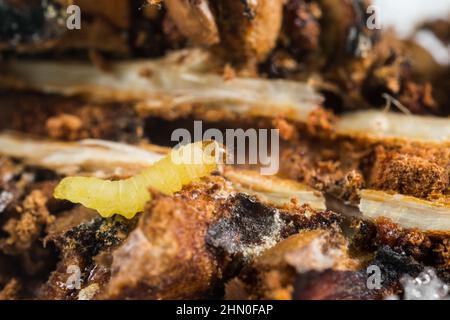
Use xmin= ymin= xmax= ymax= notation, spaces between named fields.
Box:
xmin=54 ymin=141 xmax=220 ymax=219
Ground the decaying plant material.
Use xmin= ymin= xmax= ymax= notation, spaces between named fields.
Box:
xmin=0 ymin=49 xmax=323 ymax=124
xmin=1 ymin=0 xmax=450 ymax=301
xmin=163 ymin=0 xmax=219 ymax=46
xmin=0 ymin=135 xmax=342 ymax=299
xmin=359 ymin=189 xmax=450 ymax=233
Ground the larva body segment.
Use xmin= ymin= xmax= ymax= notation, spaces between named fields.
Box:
xmin=54 ymin=177 xmax=150 ymax=219
xmin=54 ymin=141 xmax=219 ymax=219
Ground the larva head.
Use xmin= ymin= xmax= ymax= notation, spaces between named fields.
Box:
xmin=170 ymin=140 xmax=223 ymax=169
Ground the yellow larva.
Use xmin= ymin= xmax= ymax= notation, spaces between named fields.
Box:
xmin=54 ymin=141 xmax=220 ymax=219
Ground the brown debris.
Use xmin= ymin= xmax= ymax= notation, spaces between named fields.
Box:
xmin=398 ymin=81 xmax=437 ymax=114
xmin=101 ymin=177 xmax=232 ymax=299
xmin=0 ymin=279 xmax=21 ymax=300
xmin=352 ymin=217 xmax=450 ymax=268
xmin=293 ymin=270 xmax=381 ymax=300
xmin=39 ymin=212 xmax=136 ymax=300
xmin=1 ymin=190 xmax=54 ymax=255
xmin=281 ymin=134 xmax=449 ymax=204
xmin=72 ymin=0 xmax=130 ymax=29
xmin=222 ymin=64 xmax=236 ymax=81
xmin=272 ymin=118 xmax=296 ymax=140
xmin=283 ymin=0 xmax=321 ymax=55
xmin=214 ymin=0 xmax=284 ymax=64
xmin=102 ymin=178 xmax=338 ymax=299
xmin=1 ymin=1 xmax=131 ymax=55
xmin=46 ymin=114 xmax=83 ymax=141
xmin=161 ymin=14 xmax=188 ymax=49
xmin=164 ymin=0 xmax=219 ymax=46
xmin=226 ymin=229 xmax=354 ymax=300
xmin=0 ymin=92 xmax=143 ymax=142
xmin=369 ymin=145 xmax=449 ymax=199
xmin=280 ymin=140 xmax=365 ymax=203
